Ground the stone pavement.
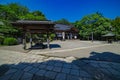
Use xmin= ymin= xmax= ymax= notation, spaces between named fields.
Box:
xmin=0 ymin=50 xmax=120 ymax=80
xmin=33 ymin=44 xmax=120 ymax=59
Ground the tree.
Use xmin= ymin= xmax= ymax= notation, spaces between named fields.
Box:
xmin=0 ymin=20 xmax=19 ymax=37
xmin=32 ymin=11 xmax=45 ymax=16
xmin=74 ymin=12 xmax=111 ymax=40
xmin=0 ymin=3 xmax=46 ymax=21
xmin=0 ymin=3 xmax=29 ymax=21
xmin=19 ymin=12 xmax=46 ymax=20
xmin=111 ymin=17 xmax=120 ymax=39
xmin=8 ymin=3 xmax=29 ymax=17
xmin=55 ymin=18 xmax=71 ymax=25
xmin=0 ymin=4 xmax=17 ymax=20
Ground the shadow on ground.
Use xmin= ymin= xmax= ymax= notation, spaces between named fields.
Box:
xmin=80 ymin=51 xmax=120 ymax=63
xmin=30 ymin=44 xmax=61 ymax=49
xmin=49 ymin=44 xmax=61 ymax=49
xmin=0 ymin=52 xmax=120 ymax=80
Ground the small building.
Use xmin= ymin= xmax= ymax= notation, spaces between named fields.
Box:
xmin=102 ymin=32 xmax=115 ymax=43
xmin=54 ymin=24 xmax=79 ymax=40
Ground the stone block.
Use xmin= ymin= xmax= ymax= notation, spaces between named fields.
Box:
xmin=28 ymin=68 xmax=39 ymax=74
xmin=62 ymin=68 xmax=70 ymax=74
xmin=72 ymin=65 xmax=79 ymax=69
xmin=46 ymin=66 xmax=54 ymax=70
xmin=70 ymin=69 xmax=79 ymax=76
xmin=15 ymin=64 xmax=27 ymax=70
xmin=5 ymin=69 xmax=17 ymax=75
xmin=54 ymin=62 xmax=63 ymax=67
xmin=38 ymin=64 xmax=46 ymax=69
xmin=47 ymin=61 xmax=55 ymax=66
xmin=21 ymin=72 xmax=33 ymax=80
xmin=53 ymin=67 xmax=62 ymax=72
xmin=63 ymin=64 xmax=72 ymax=69
xmin=24 ymin=66 xmax=33 ymax=72
xmin=79 ymin=70 xmax=91 ymax=78
xmin=45 ymin=71 xmax=57 ymax=79
xmin=32 ymin=63 xmax=40 ymax=67
xmin=10 ymin=70 xmax=24 ymax=80
xmin=56 ymin=73 xmax=66 ymax=80
xmin=35 ymin=69 xmax=47 ymax=76
xmin=67 ymin=75 xmax=81 ymax=80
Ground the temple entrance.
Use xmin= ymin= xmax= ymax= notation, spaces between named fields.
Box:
xmin=11 ymin=20 xmax=55 ymax=49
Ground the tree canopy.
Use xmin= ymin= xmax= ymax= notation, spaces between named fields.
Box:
xmin=111 ymin=17 xmax=120 ymax=39
xmin=54 ymin=18 xmax=71 ymax=25
xmin=0 ymin=3 xmax=46 ymax=21
xmin=74 ymin=12 xmax=112 ymax=40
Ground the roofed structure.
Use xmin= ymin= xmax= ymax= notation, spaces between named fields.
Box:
xmin=54 ymin=24 xmax=79 ymax=40
xmin=11 ymin=20 xmax=55 ymax=49
xmin=11 ymin=20 xmax=55 ymax=33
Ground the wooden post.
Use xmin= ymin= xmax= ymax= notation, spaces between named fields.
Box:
xmin=23 ymin=31 xmax=27 ymax=49
xmin=62 ymin=32 xmax=65 ymax=41
xmin=47 ymin=32 xmax=50 ymax=49
xmin=91 ymin=32 xmax=93 ymax=42
xmin=30 ymin=33 xmax=32 ymax=48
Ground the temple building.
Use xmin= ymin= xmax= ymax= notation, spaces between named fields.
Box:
xmin=54 ymin=24 xmax=79 ymax=40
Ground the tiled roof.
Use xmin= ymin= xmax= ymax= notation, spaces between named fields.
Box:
xmin=54 ymin=24 xmax=73 ymax=31
xmin=11 ymin=20 xmax=54 ymax=25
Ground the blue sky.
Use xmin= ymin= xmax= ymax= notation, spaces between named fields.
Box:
xmin=0 ymin=0 xmax=120 ymax=22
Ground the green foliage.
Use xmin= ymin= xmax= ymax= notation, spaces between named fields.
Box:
xmin=111 ymin=17 xmax=120 ymax=39
xmin=3 ymin=37 xmax=18 ymax=45
xmin=19 ymin=13 xmax=46 ymax=20
xmin=0 ymin=4 xmax=17 ymax=21
xmin=8 ymin=3 xmax=29 ymax=17
xmin=49 ymin=33 xmax=55 ymax=41
xmin=0 ymin=35 xmax=4 ymax=45
xmin=0 ymin=20 xmax=19 ymax=37
xmin=0 ymin=3 xmax=46 ymax=21
xmin=55 ymin=18 xmax=71 ymax=25
xmin=74 ymin=12 xmax=112 ymax=40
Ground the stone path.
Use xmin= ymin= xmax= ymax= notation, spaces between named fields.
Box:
xmin=31 ymin=44 xmax=120 ymax=59
xmin=0 ymin=50 xmax=120 ymax=80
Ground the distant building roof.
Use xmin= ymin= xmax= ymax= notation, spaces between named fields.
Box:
xmin=102 ymin=32 xmax=115 ymax=37
xmin=54 ymin=24 xmax=79 ymax=33
xmin=54 ymin=24 xmax=73 ymax=31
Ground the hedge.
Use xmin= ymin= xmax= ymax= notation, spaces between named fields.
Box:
xmin=3 ymin=37 xmax=18 ymax=45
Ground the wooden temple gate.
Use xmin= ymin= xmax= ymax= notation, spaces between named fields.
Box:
xmin=11 ymin=20 xmax=55 ymax=49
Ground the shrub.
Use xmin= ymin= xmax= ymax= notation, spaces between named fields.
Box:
xmin=0 ymin=35 xmax=4 ymax=45
xmin=49 ymin=33 xmax=55 ymax=41
xmin=3 ymin=37 xmax=18 ymax=45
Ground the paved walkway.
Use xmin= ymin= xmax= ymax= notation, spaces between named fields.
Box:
xmin=0 ymin=50 xmax=120 ymax=80
xmin=0 ymin=40 xmax=104 ymax=53
xmin=0 ymin=41 xmax=120 ymax=80
xmin=29 ymin=43 xmax=120 ymax=60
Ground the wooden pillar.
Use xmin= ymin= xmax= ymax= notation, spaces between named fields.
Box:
xmin=30 ymin=33 xmax=32 ymax=48
xmin=23 ymin=31 xmax=27 ymax=49
xmin=47 ymin=32 xmax=50 ymax=49
xmin=62 ymin=32 xmax=65 ymax=41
